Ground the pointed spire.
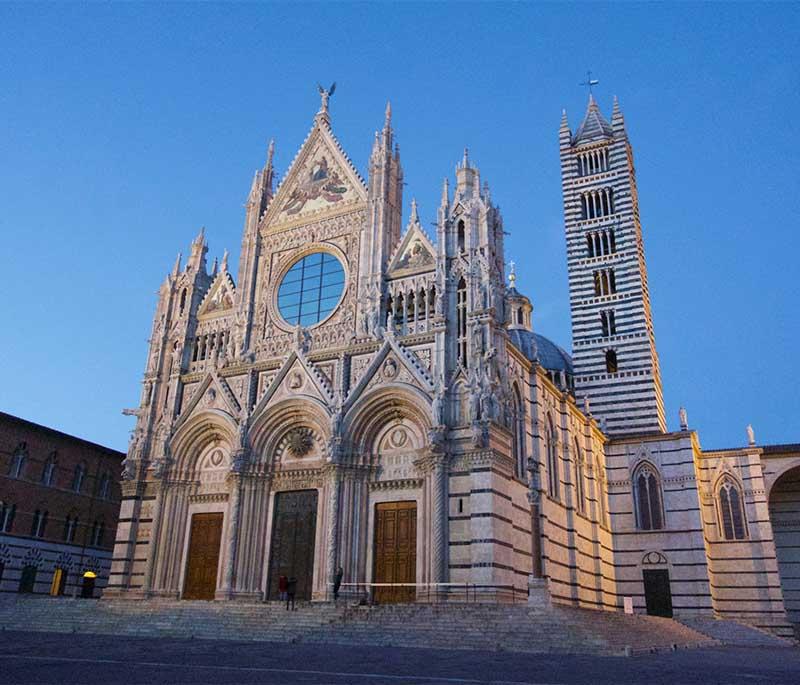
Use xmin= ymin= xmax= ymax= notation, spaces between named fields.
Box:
xmin=611 ymin=95 xmax=626 ymax=135
xmin=267 ymin=138 xmax=275 ymax=167
xmin=461 ymin=147 xmax=470 ymax=169
xmin=440 ymin=177 xmax=450 ymax=208
xmin=172 ymin=252 xmax=182 ymax=278
xmin=188 ymin=226 xmax=208 ymax=272
xmin=211 ymin=256 xmax=218 ymax=277
xmin=573 ymin=94 xmax=613 ymax=144
xmin=221 ymin=249 xmax=229 ymax=272
xmin=385 ymin=100 xmax=392 ymax=126
xmin=560 ymin=108 xmax=569 ymax=131
xmin=410 ymin=198 xmax=419 ymax=225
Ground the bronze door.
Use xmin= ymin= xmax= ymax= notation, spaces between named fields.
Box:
xmin=643 ymin=569 xmax=673 ymax=617
xmin=373 ymin=501 xmax=417 ymax=603
xmin=183 ymin=512 xmax=223 ymax=600
xmin=267 ymin=490 xmax=318 ymax=601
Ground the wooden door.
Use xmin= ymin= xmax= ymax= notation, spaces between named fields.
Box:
xmin=267 ymin=490 xmax=318 ymax=601
xmin=183 ymin=512 xmax=223 ymax=600
xmin=373 ymin=501 xmax=417 ymax=604
xmin=643 ymin=569 xmax=673 ymax=617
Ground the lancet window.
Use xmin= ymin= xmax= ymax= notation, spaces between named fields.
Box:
xmin=634 ymin=463 xmax=664 ymax=531
xmin=0 ymin=501 xmax=16 ymax=533
xmin=71 ymin=463 xmax=86 ymax=493
xmin=600 ymin=310 xmax=616 ymax=337
xmin=512 ymin=386 xmax=526 ymax=480
xmin=457 ymin=278 xmax=468 ymax=366
xmin=63 ymin=512 xmax=79 ymax=543
xmin=546 ymin=416 xmax=559 ymax=500
xmin=574 ymin=438 xmax=586 ymax=515
xmin=31 ymin=508 xmax=48 ymax=538
xmin=605 ymin=349 xmax=618 ymax=374
xmin=718 ymin=478 xmax=747 ymax=540
xmin=9 ymin=444 xmax=26 ymax=479
xmin=41 ymin=453 xmax=57 ymax=487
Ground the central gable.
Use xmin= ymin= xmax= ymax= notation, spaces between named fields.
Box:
xmin=263 ymin=121 xmax=367 ymax=232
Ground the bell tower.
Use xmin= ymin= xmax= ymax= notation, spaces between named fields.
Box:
xmin=560 ymin=95 xmax=666 ymax=435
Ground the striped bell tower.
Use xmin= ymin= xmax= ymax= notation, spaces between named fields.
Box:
xmin=560 ymin=94 xmax=666 ymax=435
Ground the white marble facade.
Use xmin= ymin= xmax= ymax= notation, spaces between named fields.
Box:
xmin=108 ymin=92 xmax=799 ymax=637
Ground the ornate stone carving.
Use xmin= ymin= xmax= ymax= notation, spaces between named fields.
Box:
xmin=286 ymin=428 xmax=314 ymax=457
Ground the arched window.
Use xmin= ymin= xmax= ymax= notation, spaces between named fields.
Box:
xmin=63 ymin=511 xmax=79 ymax=543
xmin=546 ymin=416 xmax=559 ymax=500
xmin=574 ymin=438 xmax=586 ymax=515
xmin=41 ymin=453 xmax=57 ymax=487
xmin=90 ymin=518 xmax=105 ymax=547
xmin=456 ymin=278 xmax=468 ymax=366
xmin=0 ymin=501 xmax=16 ymax=533
xmin=718 ymin=478 xmax=747 ymax=540
xmin=457 ymin=220 xmax=466 ymax=253
xmin=31 ymin=508 xmax=49 ymax=538
xmin=634 ymin=463 xmax=664 ymax=530
xmin=98 ymin=473 xmax=111 ymax=499
xmin=72 ymin=463 xmax=86 ymax=493
xmin=9 ymin=443 xmax=27 ymax=479
xmin=605 ymin=350 xmax=618 ymax=374
xmin=512 ymin=386 xmax=526 ymax=480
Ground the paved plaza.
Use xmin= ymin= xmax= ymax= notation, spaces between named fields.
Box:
xmin=0 ymin=630 xmax=797 ymax=684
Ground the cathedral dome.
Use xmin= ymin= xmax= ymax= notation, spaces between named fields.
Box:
xmin=508 ymin=329 xmax=573 ymax=374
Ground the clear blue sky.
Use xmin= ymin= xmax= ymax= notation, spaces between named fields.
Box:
xmin=1 ymin=3 xmax=798 ymax=452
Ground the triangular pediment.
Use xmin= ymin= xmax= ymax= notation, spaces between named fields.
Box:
xmin=198 ymin=271 xmax=236 ymax=319
xmin=343 ymin=333 xmax=434 ymax=412
xmin=250 ymin=348 xmax=336 ymax=422
xmin=262 ymin=120 xmax=367 ymax=231
xmin=388 ymin=223 xmax=436 ymax=275
xmin=176 ymin=371 xmax=241 ymax=427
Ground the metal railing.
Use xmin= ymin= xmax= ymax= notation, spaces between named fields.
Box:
xmin=327 ymin=581 xmax=527 ymax=605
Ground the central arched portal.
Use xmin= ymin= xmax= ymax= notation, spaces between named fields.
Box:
xmin=769 ymin=466 xmax=800 ymax=628
xmin=266 ymin=490 xmax=319 ymax=601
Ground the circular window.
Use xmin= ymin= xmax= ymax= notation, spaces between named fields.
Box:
xmin=277 ymin=251 xmax=345 ymax=327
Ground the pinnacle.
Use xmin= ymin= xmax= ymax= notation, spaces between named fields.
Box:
xmin=266 ymin=139 xmax=275 ymax=166
xmin=385 ymin=100 xmax=392 ymax=125
xmin=410 ymin=198 xmax=419 ymax=224
xmin=221 ymin=249 xmax=229 ymax=272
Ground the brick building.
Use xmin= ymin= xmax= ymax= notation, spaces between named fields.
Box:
xmin=0 ymin=412 xmax=123 ymax=597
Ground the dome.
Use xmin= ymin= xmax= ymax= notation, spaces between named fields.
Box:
xmin=508 ymin=329 xmax=573 ymax=374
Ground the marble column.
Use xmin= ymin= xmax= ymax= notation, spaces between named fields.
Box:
xmin=325 ymin=466 xmax=343 ymax=599
xmin=221 ymin=473 xmax=243 ymax=598
xmin=142 ymin=480 xmax=165 ymax=596
xmin=430 ymin=455 xmax=448 ymax=584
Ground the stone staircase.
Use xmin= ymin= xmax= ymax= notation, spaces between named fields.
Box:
xmin=675 ymin=615 xmax=797 ymax=646
xmin=0 ymin=596 xmax=791 ymax=655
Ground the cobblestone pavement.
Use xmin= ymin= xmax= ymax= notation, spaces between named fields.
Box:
xmin=0 ymin=630 xmax=797 ymax=684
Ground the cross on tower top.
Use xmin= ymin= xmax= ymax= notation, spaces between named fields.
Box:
xmin=579 ymin=70 xmax=600 ymax=95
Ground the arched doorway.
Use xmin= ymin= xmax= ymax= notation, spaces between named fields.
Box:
xmin=769 ymin=466 xmax=800 ymax=627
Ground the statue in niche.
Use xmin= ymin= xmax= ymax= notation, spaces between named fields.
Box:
xmin=431 ymin=378 xmax=447 ymax=426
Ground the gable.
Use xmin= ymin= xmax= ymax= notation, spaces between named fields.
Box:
xmin=264 ymin=123 xmax=367 ymax=231
xmin=198 ymin=273 xmax=236 ymax=319
xmin=388 ymin=224 xmax=436 ymax=275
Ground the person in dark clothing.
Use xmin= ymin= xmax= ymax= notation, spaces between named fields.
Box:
xmin=278 ymin=574 xmax=288 ymax=602
xmin=333 ymin=566 xmax=344 ymax=601
xmin=286 ymin=576 xmax=297 ymax=611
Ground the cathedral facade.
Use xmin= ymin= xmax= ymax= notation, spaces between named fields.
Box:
xmin=108 ymin=91 xmax=800 ymax=637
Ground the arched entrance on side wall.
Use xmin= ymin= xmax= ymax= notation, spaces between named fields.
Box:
xmin=769 ymin=465 xmax=800 ymax=628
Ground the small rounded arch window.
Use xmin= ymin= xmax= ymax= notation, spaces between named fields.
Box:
xmin=277 ymin=251 xmax=345 ymax=327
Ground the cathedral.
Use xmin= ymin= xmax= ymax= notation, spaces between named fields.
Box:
xmin=108 ymin=88 xmax=800 ymax=637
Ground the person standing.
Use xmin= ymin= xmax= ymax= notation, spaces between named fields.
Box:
xmin=278 ymin=574 xmax=288 ymax=603
xmin=286 ymin=576 xmax=297 ymax=611
xmin=333 ymin=566 xmax=344 ymax=602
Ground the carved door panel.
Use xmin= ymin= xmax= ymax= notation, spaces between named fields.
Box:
xmin=373 ymin=501 xmax=417 ymax=604
xmin=267 ymin=490 xmax=318 ymax=601
xmin=183 ymin=513 xmax=223 ymax=600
